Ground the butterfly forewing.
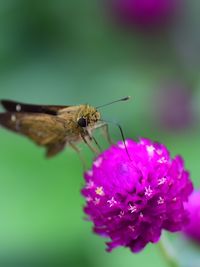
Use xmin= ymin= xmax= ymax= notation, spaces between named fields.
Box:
xmin=1 ymin=100 xmax=69 ymax=115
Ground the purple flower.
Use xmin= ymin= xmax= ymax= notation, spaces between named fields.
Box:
xmin=109 ymin=0 xmax=179 ymax=30
xmin=154 ymin=82 xmax=195 ymax=131
xmin=82 ymin=138 xmax=193 ymax=252
xmin=183 ymin=190 xmax=200 ymax=243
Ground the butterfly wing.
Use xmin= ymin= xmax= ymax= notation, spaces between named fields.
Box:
xmin=0 ymin=112 xmax=68 ymax=157
xmin=1 ymin=99 xmax=69 ymax=115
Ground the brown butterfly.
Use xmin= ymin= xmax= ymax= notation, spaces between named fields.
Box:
xmin=0 ymin=97 xmax=130 ymax=158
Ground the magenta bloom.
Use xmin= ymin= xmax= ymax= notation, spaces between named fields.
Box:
xmin=110 ymin=0 xmax=179 ymax=30
xmin=155 ymin=82 xmax=195 ymax=131
xmin=82 ymin=138 xmax=193 ymax=252
xmin=183 ymin=190 xmax=200 ymax=243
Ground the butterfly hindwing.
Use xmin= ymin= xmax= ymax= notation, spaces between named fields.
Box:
xmin=0 ymin=112 xmax=67 ymax=147
xmin=46 ymin=141 xmax=66 ymax=158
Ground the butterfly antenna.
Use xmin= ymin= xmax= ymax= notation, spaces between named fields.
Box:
xmin=96 ymin=96 xmax=131 ymax=109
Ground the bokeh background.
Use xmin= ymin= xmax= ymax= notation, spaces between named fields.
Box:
xmin=0 ymin=0 xmax=200 ymax=266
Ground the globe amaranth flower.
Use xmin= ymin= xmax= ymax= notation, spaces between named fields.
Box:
xmin=183 ymin=190 xmax=200 ymax=243
xmin=109 ymin=0 xmax=179 ymax=30
xmin=82 ymin=138 xmax=193 ymax=252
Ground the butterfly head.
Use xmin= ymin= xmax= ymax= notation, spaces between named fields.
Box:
xmin=77 ymin=105 xmax=100 ymax=129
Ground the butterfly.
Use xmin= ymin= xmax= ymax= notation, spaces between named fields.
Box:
xmin=0 ymin=97 xmax=130 ymax=158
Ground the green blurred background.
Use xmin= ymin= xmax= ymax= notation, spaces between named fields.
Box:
xmin=0 ymin=0 xmax=200 ymax=266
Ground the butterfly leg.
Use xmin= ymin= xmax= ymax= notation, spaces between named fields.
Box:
xmin=99 ymin=123 xmax=113 ymax=145
xmin=69 ymin=142 xmax=87 ymax=170
xmin=85 ymin=129 xmax=102 ymax=152
xmin=81 ymin=133 xmax=99 ymax=156
xmin=92 ymin=135 xmax=102 ymax=152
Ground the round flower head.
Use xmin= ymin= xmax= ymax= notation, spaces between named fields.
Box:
xmin=183 ymin=190 xmax=200 ymax=243
xmin=82 ymin=138 xmax=193 ymax=252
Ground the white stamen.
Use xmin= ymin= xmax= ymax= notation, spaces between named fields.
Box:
xmin=140 ymin=140 xmax=145 ymax=145
xmin=146 ymin=145 xmax=155 ymax=157
xmin=158 ymin=177 xmax=166 ymax=185
xmin=157 ymin=157 xmax=167 ymax=164
xmin=139 ymin=212 xmax=144 ymax=218
xmin=128 ymin=204 xmax=137 ymax=213
xmin=16 ymin=104 xmax=21 ymax=112
xmin=157 ymin=197 xmax=164 ymax=205
xmin=95 ymin=186 xmax=105 ymax=196
xmin=94 ymin=157 xmax=102 ymax=168
xmin=86 ymin=196 xmax=93 ymax=202
xmin=128 ymin=225 xmax=135 ymax=232
xmin=86 ymin=170 xmax=93 ymax=177
xmin=156 ymin=149 xmax=163 ymax=155
xmin=119 ymin=210 xmax=124 ymax=218
xmin=85 ymin=180 xmax=94 ymax=189
xmin=107 ymin=197 xmax=117 ymax=207
xmin=94 ymin=197 xmax=100 ymax=205
xmin=144 ymin=186 xmax=153 ymax=197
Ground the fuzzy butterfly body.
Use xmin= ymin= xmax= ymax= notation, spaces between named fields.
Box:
xmin=0 ymin=100 xmax=101 ymax=157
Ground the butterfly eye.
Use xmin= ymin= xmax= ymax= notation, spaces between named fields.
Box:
xmin=77 ymin=117 xmax=87 ymax=128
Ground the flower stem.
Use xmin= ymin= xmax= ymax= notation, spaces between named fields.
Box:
xmin=158 ymin=234 xmax=179 ymax=267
